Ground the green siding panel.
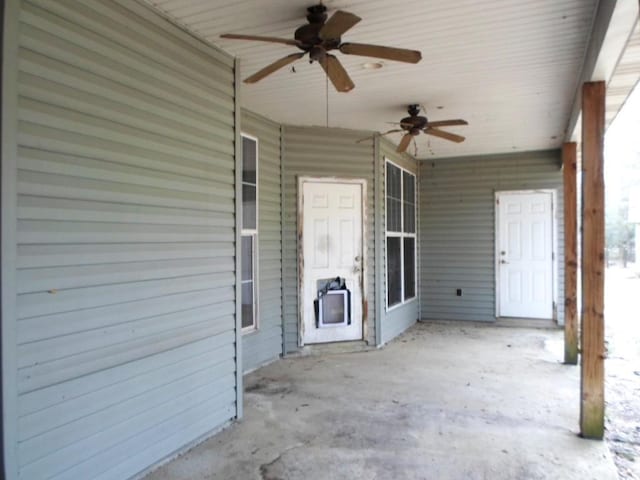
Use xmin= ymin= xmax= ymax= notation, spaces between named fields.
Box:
xmin=241 ymin=110 xmax=283 ymax=372
xmin=7 ymin=1 xmax=238 ymax=479
xmin=282 ymin=126 xmax=376 ymax=352
xmin=419 ymin=150 xmax=564 ymax=324
xmin=379 ymin=138 xmax=420 ymax=343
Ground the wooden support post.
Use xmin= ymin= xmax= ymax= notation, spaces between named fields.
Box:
xmin=563 ymin=142 xmax=578 ymax=365
xmin=580 ymin=81 xmax=605 ymax=439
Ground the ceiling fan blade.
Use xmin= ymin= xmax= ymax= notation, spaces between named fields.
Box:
xmin=319 ymin=10 xmax=361 ymax=40
xmin=220 ymin=33 xmax=300 ymax=47
xmin=340 ymin=42 xmax=422 ymax=63
xmin=425 ymin=127 xmax=465 ymax=143
xmin=381 ymin=129 xmax=403 ymax=136
xmin=244 ymin=52 xmax=305 ymax=84
xmin=319 ymin=54 xmax=355 ymax=92
xmin=427 ymin=119 xmax=469 ymax=128
xmin=397 ymin=133 xmax=413 ymax=153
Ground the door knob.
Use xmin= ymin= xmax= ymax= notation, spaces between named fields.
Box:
xmin=354 ymin=256 xmax=361 ymax=262
xmin=500 ymin=260 xmax=509 ymax=264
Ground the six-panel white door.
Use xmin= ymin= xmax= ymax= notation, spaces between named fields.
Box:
xmin=301 ymin=180 xmax=363 ymax=344
xmin=497 ymin=191 xmax=553 ymax=319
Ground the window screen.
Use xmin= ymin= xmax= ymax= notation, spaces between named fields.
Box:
xmin=386 ymin=163 xmax=402 ymax=232
xmin=403 ymin=171 xmax=416 ymax=234
xmin=242 ymin=136 xmax=257 ymax=231
xmin=403 ymin=237 xmax=416 ymax=300
xmin=241 ymin=235 xmax=255 ymax=329
xmin=241 ymin=134 xmax=258 ymax=331
xmin=387 ymin=236 xmax=402 ymax=307
xmin=385 ymin=160 xmax=417 ymax=308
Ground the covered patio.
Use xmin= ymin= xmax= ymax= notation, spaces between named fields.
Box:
xmin=146 ymin=322 xmax=617 ymax=480
xmin=2 ymin=0 xmax=640 ymax=478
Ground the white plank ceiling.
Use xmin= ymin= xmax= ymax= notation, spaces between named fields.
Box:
xmin=144 ymin=0 xmax=599 ymax=158
xmin=607 ymin=20 xmax=640 ymax=128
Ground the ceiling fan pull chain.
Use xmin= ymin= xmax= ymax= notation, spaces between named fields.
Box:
xmin=326 ymin=69 xmax=329 ymax=127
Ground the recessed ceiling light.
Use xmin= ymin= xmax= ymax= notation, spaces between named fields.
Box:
xmin=362 ymin=62 xmax=383 ymax=70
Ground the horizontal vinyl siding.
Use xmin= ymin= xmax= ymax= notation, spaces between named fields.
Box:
xmin=380 ymin=138 xmax=419 ymax=343
xmin=282 ymin=127 xmax=375 ymax=352
xmin=419 ymin=150 xmax=564 ymax=324
xmin=13 ymin=1 xmax=236 ymax=479
xmin=241 ymin=110 xmax=282 ymax=372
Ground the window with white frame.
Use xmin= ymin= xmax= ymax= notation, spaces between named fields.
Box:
xmin=386 ymin=160 xmax=416 ymax=308
xmin=241 ymin=134 xmax=258 ymax=331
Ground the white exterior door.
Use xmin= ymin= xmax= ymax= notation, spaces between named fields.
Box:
xmin=497 ymin=191 xmax=554 ymax=319
xmin=301 ymin=180 xmax=364 ymax=344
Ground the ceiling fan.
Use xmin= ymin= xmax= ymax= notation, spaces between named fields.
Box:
xmin=382 ymin=104 xmax=468 ymax=154
xmin=220 ymin=3 xmax=422 ymax=93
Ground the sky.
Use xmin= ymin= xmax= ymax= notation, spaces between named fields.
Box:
xmin=604 ymin=82 xmax=640 ymax=216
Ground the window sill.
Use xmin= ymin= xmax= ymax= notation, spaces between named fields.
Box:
xmin=386 ymin=296 xmax=418 ymax=313
xmin=241 ymin=327 xmax=259 ymax=336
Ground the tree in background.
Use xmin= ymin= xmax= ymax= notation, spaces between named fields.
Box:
xmin=606 ymin=196 xmax=635 ymax=266
xmin=605 ymin=83 xmax=640 ymax=268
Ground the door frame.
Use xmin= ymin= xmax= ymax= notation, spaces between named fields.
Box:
xmin=494 ymin=189 xmax=558 ymax=319
xmin=297 ymin=176 xmax=368 ymax=347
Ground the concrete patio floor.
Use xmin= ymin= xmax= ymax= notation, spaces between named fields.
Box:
xmin=145 ymin=322 xmax=617 ymax=480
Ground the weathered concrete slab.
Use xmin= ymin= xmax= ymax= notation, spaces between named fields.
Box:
xmin=145 ymin=322 xmax=617 ymax=480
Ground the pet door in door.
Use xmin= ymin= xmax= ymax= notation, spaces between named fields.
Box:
xmin=318 ymin=290 xmax=349 ymax=328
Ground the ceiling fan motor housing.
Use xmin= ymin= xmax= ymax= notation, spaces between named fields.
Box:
xmin=295 ymin=5 xmax=341 ymax=54
xmin=401 ymin=115 xmax=428 ymax=135
xmin=305 ymin=4 xmax=327 ymax=24
xmin=401 ymin=104 xmax=428 ymax=134
xmin=408 ymin=104 xmax=421 ymax=116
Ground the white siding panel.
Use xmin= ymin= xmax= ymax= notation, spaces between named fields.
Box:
xmin=11 ymin=1 xmax=237 ymax=479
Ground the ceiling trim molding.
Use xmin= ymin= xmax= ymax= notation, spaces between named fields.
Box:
xmin=565 ymin=0 xmax=640 ymax=141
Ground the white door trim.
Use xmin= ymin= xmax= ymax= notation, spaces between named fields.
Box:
xmin=494 ymin=189 xmax=558 ymax=319
xmin=297 ymin=176 xmax=368 ymax=347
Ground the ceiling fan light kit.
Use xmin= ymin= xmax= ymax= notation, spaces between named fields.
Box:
xmin=362 ymin=62 xmax=383 ymax=70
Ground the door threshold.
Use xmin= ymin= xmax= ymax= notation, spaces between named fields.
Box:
xmin=292 ymin=340 xmax=374 ymax=357
xmin=495 ymin=317 xmax=560 ymax=329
